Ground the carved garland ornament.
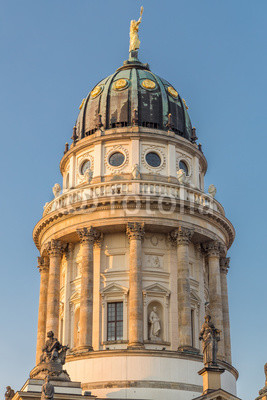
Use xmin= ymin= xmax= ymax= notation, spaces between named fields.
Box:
xmin=141 ymin=146 xmax=166 ymax=172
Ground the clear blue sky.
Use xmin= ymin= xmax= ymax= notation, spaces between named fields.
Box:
xmin=0 ymin=1 xmax=266 ymax=399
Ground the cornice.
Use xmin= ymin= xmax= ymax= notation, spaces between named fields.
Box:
xmin=33 ymin=198 xmax=235 ymax=254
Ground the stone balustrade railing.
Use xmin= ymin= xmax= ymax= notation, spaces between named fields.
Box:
xmin=43 ymin=181 xmax=225 ymax=217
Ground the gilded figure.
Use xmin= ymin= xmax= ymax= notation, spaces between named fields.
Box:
xmin=129 ymin=6 xmax=144 ymax=52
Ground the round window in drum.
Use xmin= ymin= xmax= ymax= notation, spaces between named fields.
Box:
xmin=80 ymin=160 xmax=91 ymax=175
xmin=145 ymin=152 xmax=162 ymax=168
xmin=109 ymin=152 xmax=125 ymax=167
xmin=179 ymin=160 xmax=189 ymax=175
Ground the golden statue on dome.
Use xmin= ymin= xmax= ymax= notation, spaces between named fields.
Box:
xmin=129 ymin=6 xmax=144 ymax=52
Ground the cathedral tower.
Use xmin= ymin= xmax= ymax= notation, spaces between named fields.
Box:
xmin=33 ymin=16 xmax=237 ymax=400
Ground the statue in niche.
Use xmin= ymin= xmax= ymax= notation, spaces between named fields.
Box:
xmin=5 ymin=387 xmax=15 ymax=400
xmin=149 ymin=306 xmax=161 ymax=340
xmin=199 ymin=315 xmax=221 ymax=367
xmin=41 ymin=376 xmax=54 ymax=400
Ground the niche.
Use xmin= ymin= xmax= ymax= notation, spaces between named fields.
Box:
xmin=147 ymin=301 xmax=163 ymax=342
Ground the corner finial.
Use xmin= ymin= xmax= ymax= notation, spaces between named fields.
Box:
xmin=129 ymin=6 xmax=144 ymax=57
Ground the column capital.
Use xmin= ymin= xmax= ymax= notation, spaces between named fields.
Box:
xmin=126 ymin=222 xmax=145 ymax=240
xmin=45 ymin=239 xmax=66 ymax=256
xmin=220 ymin=257 xmax=230 ymax=274
xmin=202 ymin=240 xmax=224 ymax=257
xmin=169 ymin=226 xmax=194 ymax=245
xmin=76 ymin=227 xmax=101 ymax=244
xmin=37 ymin=256 xmax=49 ymax=273
xmin=94 ymin=233 xmax=104 ymax=249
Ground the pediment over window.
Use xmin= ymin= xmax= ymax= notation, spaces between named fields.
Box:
xmin=190 ymin=290 xmax=201 ymax=306
xmin=100 ymin=282 xmax=129 ymax=297
xmin=70 ymin=291 xmax=81 ymax=307
xmin=143 ymin=283 xmax=170 ymax=297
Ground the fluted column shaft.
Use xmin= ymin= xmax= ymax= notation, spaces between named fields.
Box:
xmin=36 ymin=256 xmax=49 ymax=364
xmin=172 ymin=227 xmax=194 ymax=350
xmin=204 ymin=241 xmax=225 ymax=359
xmin=46 ymin=240 xmax=65 ymax=336
xmin=77 ymin=227 xmax=100 ymax=351
xmin=220 ymin=257 xmax=232 ymax=363
xmin=92 ymin=235 xmax=103 ymax=351
xmin=63 ymin=244 xmax=74 ymax=345
xmin=127 ymin=222 xmax=145 ymax=349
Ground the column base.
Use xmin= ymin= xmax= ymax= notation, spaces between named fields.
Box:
xmin=127 ymin=342 xmax=144 ymax=350
xmin=177 ymin=345 xmax=200 ymax=355
xmin=74 ymin=345 xmax=93 ymax=353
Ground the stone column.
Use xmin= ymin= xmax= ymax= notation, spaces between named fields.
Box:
xmin=76 ymin=227 xmax=100 ymax=351
xmin=127 ymin=222 xmax=145 ymax=349
xmin=220 ymin=257 xmax=232 ymax=364
xmin=63 ymin=243 xmax=75 ymax=345
xmin=203 ymin=241 xmax=225 ymax=360
xmin=92 ymin=234 xmax=103 ymax=351
xmin=46 ymin=239 xmax=65 ymax=336
xmin=36 ymin=256 xmax=49 ymax=364
xmin=171 ymin=226 xmax=194 ymax=351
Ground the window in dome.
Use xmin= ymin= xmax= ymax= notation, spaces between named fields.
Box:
xmin=109 ymin=152 xmax=125 ymax=167
xmin=179 ymin=160 xmax=189 ymax=175
xmin=80 ymin=160 xmax=91 ymax=175
xmin=145 ymin=152 xmax=162 ymax=168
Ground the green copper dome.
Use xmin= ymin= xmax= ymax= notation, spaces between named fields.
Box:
xmin=75 ymin=58 xmax=194 ymax=142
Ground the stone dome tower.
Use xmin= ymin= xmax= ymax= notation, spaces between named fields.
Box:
xmin=33 ymin=31 xmax=237 ymax=400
